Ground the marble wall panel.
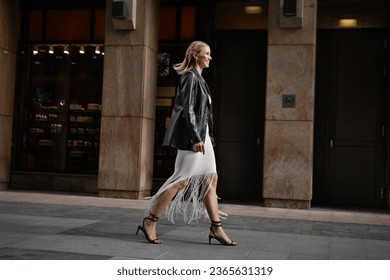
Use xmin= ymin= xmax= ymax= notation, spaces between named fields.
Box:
xmin=98 ymin=0 xmax=159 ymax=199
xmin=105 ymin=0 xmax=159 ymax=50
xmin=102 ymin=47 xmax=157 ymax=119
xmin=0 ymin=116 xmax=12 ymax=184
xmin=102 ymin=46 xmax=144 ymax=117
xmin=263 ymin=0 xmax=316 ymax=209
xmin=104 ymin=0 xmax=145 ymax=46
xmin=0 ymin=50 xmax=16 ymax=116
xmin=263 ymin=120 xmax=313 ymax=201
xmin=268 ymin=0 xmax=317 ymax=45
xmin=266 ymin=45 xmax=315 ymax=121
xmin=98 ymin=115 xmax=155 ymax=198
xmin=139 ymin=117 xmax=156 ymax=193
xmin=98 ymin=116 xmax=142 ymax=191
xmin=142 ymin=46 xmax=157 ymax=120
xmin=0 ymin=0 xmax=19 ymax=190
xmin=143 ymin=0 xmax=160 ymax=51
xmin=0 ymin=0 xmax=19 ymax=52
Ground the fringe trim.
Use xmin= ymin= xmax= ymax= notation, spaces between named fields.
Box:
xmin=146 ymin=173 xmax=225 ymax=224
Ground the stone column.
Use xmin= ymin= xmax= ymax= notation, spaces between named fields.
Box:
xmin=98 ymin=0 xmax=159 ymax=199
xmin=0 ymin=0 xmax=19 ymax=191
xmin=263 ymin=0 xmax=317 ymax=209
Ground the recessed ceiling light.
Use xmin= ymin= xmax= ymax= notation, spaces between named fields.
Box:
xmin=339 ymin=19 xmax=358 ymax=28
xmin=245 ymin=6 xmax=262 ymax=15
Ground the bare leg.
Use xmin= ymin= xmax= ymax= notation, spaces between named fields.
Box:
xmin=203 ymin=175 xmax=236 ymax=244
xmin=143 ymin=179 xmax=188 ymax=242
xmin=203 ymin=175 xmax=220 ymax=221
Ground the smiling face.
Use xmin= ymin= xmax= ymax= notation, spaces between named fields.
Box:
xmin=194 ymin=45 xmax=212 ymax=72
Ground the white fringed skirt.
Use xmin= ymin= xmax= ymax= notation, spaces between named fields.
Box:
xmin=146 ymin=127 xmax=217 ymax=224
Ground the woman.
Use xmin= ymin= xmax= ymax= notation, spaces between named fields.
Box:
xmin=137 ymin=41 xmax=236 ymax=246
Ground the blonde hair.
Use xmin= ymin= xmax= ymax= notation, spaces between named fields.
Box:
xmin=173 ymin=41 xmax=210 ymax=75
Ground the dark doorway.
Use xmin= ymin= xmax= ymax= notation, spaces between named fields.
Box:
xmin=213 ymin=31 xmax=267 ymax=201
xmin=314 ymin=29 xmax=388 ymax=208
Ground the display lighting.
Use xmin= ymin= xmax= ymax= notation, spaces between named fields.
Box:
xmin=63 ymin=45 xmax=70 ymax=54
xmin=338 ymin=18 xmax=358 ymax=28
xmin=245 ymin=6 xmax=262 ymax=14
xmin=32 ymin=44 xmax=104 ymax=56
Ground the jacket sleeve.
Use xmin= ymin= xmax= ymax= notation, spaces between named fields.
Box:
xmin=180 ymin=72 xmax=202 ymax=145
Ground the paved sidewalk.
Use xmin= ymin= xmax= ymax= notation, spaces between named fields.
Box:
xmin=0 ymin=190 xmax=390 ymax=260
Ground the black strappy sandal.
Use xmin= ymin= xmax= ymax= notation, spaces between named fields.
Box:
xmin=208 ymin=220 xmax=237 ymax=246
xmin=136 ymin=213 xmax=162 ymax=244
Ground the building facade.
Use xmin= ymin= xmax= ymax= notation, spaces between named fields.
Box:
xmin=0 ymin=0 xmax=389 ymax=209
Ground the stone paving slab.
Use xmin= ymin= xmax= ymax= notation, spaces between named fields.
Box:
xmin=0 ymin=247 xmax=109 ymax=260
xmin=0 ymin=193 xmax=390 ymax=260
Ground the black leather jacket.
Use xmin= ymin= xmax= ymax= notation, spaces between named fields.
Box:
xmin=162 ymin=68 xmax=215 ymax=151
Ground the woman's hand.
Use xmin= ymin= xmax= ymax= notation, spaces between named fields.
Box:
xmin=194 ymin=142 xmax=205 ymax=154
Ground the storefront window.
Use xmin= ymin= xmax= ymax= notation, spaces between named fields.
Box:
xmin=15 ymin=44 xmax=104 ymax=174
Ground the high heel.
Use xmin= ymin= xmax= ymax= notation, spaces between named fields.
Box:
xmin=208 ymin=220 xmax=237 ymax=246
xmin=136 ymin=213 xmax=162 ymax=244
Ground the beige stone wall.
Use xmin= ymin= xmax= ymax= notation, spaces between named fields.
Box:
xmin=98 ymin=0 xmax=159 ymax=199
xmin=0 ymin=0 xmax=19 ymax=190
xmin=263 ymin=0 xmax=317 ymax=208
